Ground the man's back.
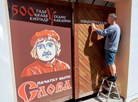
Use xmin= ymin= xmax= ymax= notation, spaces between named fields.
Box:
xmin=96 ymin=23 xmax=121 ymax=51
xmin=104 ymin=23 xmax=121 ymax=51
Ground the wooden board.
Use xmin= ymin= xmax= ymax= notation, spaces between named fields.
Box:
xmin=74 ymin=2 xmax=115 ymax=99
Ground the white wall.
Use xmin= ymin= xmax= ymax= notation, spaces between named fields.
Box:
xmin=0 ymin=0 xmax=14 ymax=102
xmin=126 ymin=0 xmax=138 ymax=101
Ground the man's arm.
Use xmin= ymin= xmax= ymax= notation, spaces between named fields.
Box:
xmin=91 ymin=23 xmax=114 ymax=36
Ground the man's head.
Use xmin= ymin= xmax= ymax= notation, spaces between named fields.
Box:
xmin=30 ymin=30 xmax=61 ymax=62
xmin=107 ymin=13 xmax=117 ymax=25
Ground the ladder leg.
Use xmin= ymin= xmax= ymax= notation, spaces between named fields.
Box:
xmin=114 ymin=82 xmax=122 ymax=100
xmin=97 ymin=78 xmax=105 ymax=97
xmin=106 ymin=82 xmax=113 ymax=102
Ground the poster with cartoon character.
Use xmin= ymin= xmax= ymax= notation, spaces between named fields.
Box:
xmin=21 ymin=30 xmax=70 ymax=77
xmin=8 ymin=0 xmax=72 ymax=102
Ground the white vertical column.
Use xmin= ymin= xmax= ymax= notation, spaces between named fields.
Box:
xmin=0 ymin=0 xmax=14 ymax=102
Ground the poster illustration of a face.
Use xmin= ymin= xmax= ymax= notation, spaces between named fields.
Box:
xmin=21 ymin=30 xmax=70 ymax=77
xmin=8 ymin=0 xmax=72 ymax=101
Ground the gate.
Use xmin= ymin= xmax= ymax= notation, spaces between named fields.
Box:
xmin=74 ymin=2 xmax=115 ymax=98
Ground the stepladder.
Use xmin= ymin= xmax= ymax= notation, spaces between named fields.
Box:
xmin=97 ymin=77 xmax=122 ymax=102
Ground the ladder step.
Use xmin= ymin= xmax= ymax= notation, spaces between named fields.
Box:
xmin=101 ymin=84 xmax=110 ymax=91
xmin=107 ymin=82 xmax=116 ymax=88
xmin=106 ymin=81 xmax=116 ymax=88
xmin=111 ymin=91 xmax=118 ymax=94
xmin=112 ymin=85 xmax=116 ymax=88
xmin=99 ymin=92 xmax=108 ymax=98
xmin=106 ymin=80 xmax=114 ymax=83
xmin=103 ymin=77 xmax=108 ymax=80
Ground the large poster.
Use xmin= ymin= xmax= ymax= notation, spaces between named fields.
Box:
xmin=8 ymin=0 xmax=72 ymax=102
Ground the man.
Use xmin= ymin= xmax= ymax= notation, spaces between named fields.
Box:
xmin=21 ymin=30 xmax=70 ymax=77
xmin=91 ymin=13 xmax=121 ymax=82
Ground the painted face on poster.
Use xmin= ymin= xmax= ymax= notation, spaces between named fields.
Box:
xmin=20 ymin=30 xmax=70 ymax=78
xmin=37 ymin=40 xmax=56 ymax=61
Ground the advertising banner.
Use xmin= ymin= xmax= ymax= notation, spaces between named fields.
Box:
xmin=8 ymin=0 xmax=72 ymax=102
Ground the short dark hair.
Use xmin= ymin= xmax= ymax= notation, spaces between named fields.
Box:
xmin=109 ymin=13 xmax=117 ymax=21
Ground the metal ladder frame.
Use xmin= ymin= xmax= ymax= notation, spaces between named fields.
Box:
xmin=97 ymin=77 xmax=122 ymax=102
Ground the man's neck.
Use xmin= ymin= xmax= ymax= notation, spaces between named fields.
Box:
xmin=110 ymin=21 xmax=116 ymax=25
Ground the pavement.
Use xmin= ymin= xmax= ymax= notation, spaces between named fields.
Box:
xmin=77 ymin=93 xmax=124 ymax=102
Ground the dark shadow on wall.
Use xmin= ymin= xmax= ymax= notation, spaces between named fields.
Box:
xmin=84 ymin=26 xmax=111 ymax=94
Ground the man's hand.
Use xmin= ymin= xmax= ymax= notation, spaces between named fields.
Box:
xmin=91 ymin=23 xmax=97 ymax=31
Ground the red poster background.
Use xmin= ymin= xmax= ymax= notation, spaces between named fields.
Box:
xmin=8 ymin=1 xmax=72 ymax=102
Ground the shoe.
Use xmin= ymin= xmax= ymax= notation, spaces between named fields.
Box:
xmin=107 ymin=76 xmax=117 ymax=82
xmin=106 ymin=76 xmax=113 ymax=80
